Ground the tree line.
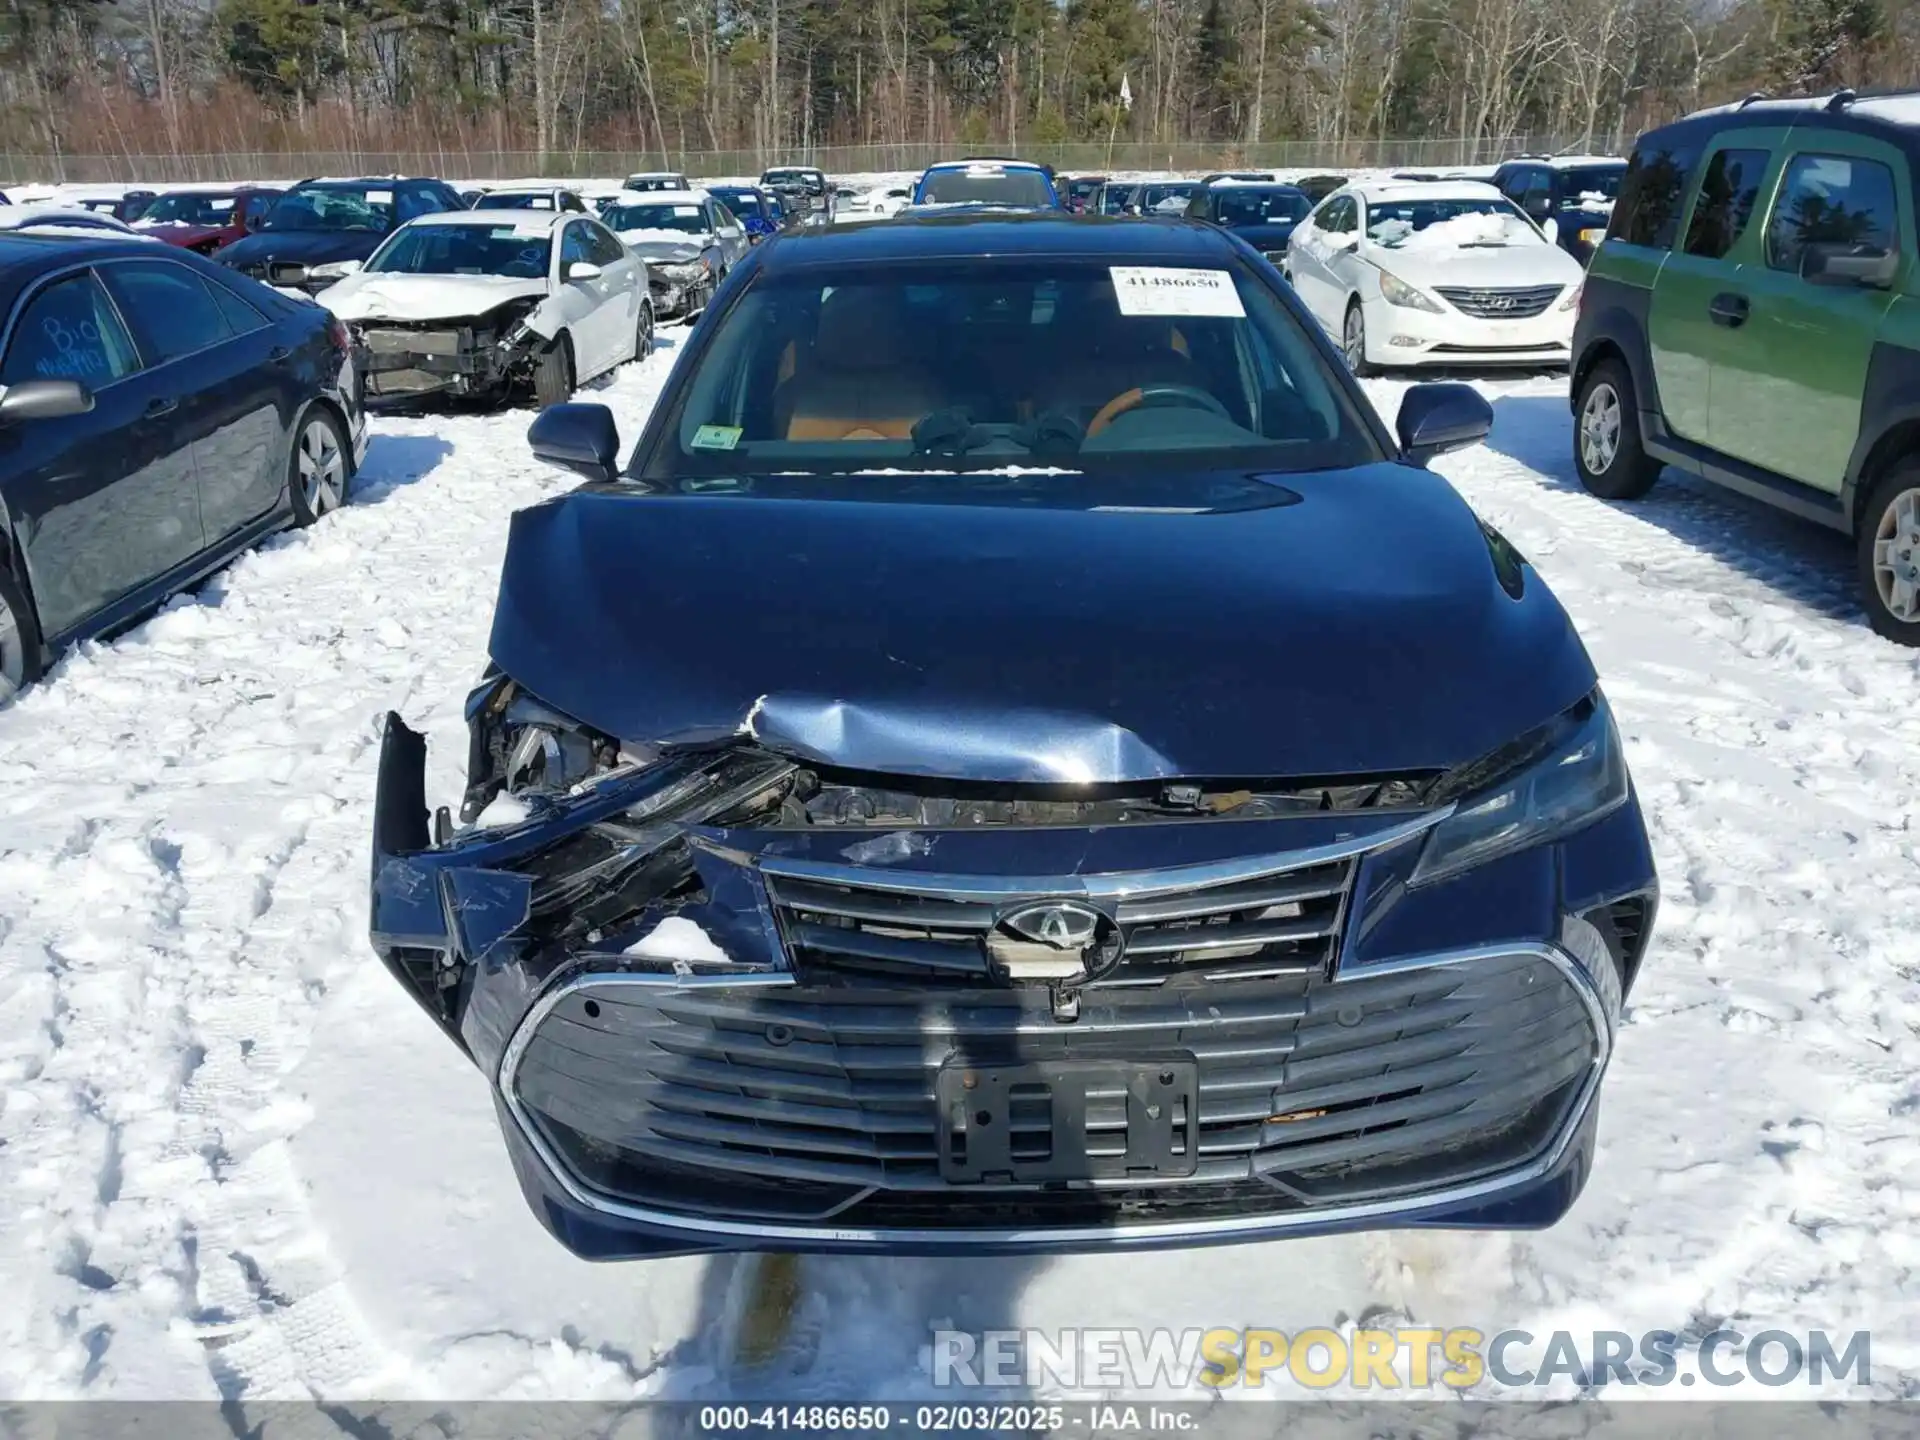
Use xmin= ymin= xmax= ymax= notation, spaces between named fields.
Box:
xmin=0 ymin=0 xmax=1911 ymax=169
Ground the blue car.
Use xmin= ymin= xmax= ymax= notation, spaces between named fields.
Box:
xmin=1184 ymin=180 xmax=1312 ymax=267
xmin=707 ymin=184 xmax=780 ymax=243
xmin=910 ymin=158 xmax=1061 ymax=211
xmin=369 ymin=214 xmax=1656 ymax=1260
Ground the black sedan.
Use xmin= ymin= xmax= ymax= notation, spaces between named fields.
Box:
xmin=371 ymin=213 xmax=1655 ymax=1260
xmin=0 ymin=234 xmax=366 ymax=701
xmin=216 ymin=177 xmax=469 ymax=295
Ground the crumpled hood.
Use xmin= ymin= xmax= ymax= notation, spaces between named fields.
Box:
xmin=317 ymin=272 xmax=549 ymax=322
xmin=618 ymin=232 xmax=706 ymax=262
xmin=216 ymin=228 xmax=387 ymax=270
xmin=1366 ymin=238 xmax=1583 ymax=292
xmin=486 ymin=467 xmax=1596 ymax=783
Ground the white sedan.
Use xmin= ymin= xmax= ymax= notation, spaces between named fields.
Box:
xmin=313 ymin=209 xmax=652 ymax=408
xmin=1283 ymin=180 xmax=1585 ymax=374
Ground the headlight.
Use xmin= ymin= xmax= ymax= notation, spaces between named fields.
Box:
xmin=1411 ymin=693 xmax=1629 ymax=886
xmin=1558 ymin=282 xmax=1583 ymax=312
xmin=1377 ymin=270 xmax=1445 ymax=313
xmin=1577 ymin=227 xmax=1607 ymax=247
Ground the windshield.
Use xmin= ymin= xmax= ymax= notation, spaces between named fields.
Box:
xmin=1214 ymin=188 xmax=1310 ymax=226
xmin=1140 ymin=184 xmax=1197 ymax=213
xmin=264 ymin=185 xmax=393 ymax=232
xmin=918 ymin=168 xmax=1055 ymax=207
xmin=606 ymin=201 xmax=709 ymax=235
xmin=138 ymin=192 xmax=239 ymax=225
xmin=645 ymin=260 xmax=1376 ymax=480
xmin=1558 ymin=165 xmax=1626 ymax=207
xmin=366 ymin=222 xmax=551 ymax=278
xmin=1366 ymin=197 xmax=1540 ymax=248
xmin=712 ymin=190 xmax=761 ymax=216
xmin=625 ymin=177 xmax=685 ymax=193
xmin=763 ymin=170 xmax=823 ymax=193
xmin=486 ymin=192 xmax=557 ymax=211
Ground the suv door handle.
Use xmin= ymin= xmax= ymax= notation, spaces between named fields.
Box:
xmin=1709 ymin=292 xmax=1751 ymax=328
xmin=146 ymin=396 xmax=177 ymax=417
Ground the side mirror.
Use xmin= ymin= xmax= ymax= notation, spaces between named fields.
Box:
xmin=0 ymin=379 xmax=94 ymax=423
xmin=528 ymin=402 xmax=621 ymax=483
xmin=1524 ymin=197 xmax=1551 ymax=223
xmin=1802 ymin=244 xmax=1898 ymax=289
xmin=243 ymin=211 xmax=264 ymax=232
xmin=565 ymin=260 xmax=603 ymax=282
xmin=309 ymin=259 xmax=362 ymax=282
xmin=1395 ymin=382 xmax=1492 ymax=465
xmin=267 ymin=261 xmax=309 ymax=288
xmin=1541 ymin=216 xmax=1559 ymax=245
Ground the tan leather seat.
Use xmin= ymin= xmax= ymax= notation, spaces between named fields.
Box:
xmin=782 ymin=290 xmax=939 ymax=441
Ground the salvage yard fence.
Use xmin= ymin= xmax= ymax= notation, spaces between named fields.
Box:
xmin=0 ymin=134 xmax=1604 ymax=186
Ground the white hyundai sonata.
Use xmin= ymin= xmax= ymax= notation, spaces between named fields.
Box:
xmin=1284 ymin=180 xmax=1585 ymax=374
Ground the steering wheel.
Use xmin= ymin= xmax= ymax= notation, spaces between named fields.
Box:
xmin=1086 ymin=383 xmax=1232 ymax=438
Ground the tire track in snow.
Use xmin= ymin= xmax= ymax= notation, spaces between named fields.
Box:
xmin=0 ymin=347 xmax=683 ymax=1398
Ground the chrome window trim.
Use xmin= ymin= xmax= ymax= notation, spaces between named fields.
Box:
xmin=495 ymin=936 xmax=1610 ymax=1249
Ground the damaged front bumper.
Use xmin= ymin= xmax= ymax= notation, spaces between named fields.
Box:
xmin=369 ymin=697 xmax=1658 ymax=1260
xmin=353 ymin=316 xmax=544 ymax=402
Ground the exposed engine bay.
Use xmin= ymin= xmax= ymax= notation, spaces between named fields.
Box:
xmin=354 ymin=299 xmax=551 ymax=402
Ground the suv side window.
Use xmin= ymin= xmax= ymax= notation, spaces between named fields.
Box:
xmin=1615 ymin=139 xmax=1700 ymax=249
xmin=1683 ymin=148 xmax=1771 ymax=260
xmin=1 ymin=271 xmax=141 ymax=387
xmin=1765 ymin=152 xmax=1901 ymax=273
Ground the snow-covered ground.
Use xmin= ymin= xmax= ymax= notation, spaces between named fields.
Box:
xmin=0 ymin=343 xmax=1916 ymax=1404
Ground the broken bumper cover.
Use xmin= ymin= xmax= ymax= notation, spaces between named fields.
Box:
xmin=369 ymin=713 xmax=1654 ymax=1259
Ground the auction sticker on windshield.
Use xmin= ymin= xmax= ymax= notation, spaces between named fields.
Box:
xmin=1110 ymin=267 xmax=1245 ymax=318
xmin=692 ymin=424 xmax=743 ymax=450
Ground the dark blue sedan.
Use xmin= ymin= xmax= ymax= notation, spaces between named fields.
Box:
xmin=0 ymin=232 xmax=366 ymax=702
xmin=1183 ymin=180 xmax=1312 ymax=266
xmin=369 ymin=213 xmax=1656 ymax=1260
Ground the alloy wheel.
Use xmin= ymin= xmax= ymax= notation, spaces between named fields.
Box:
xmin=1871 ymin=484 xmax=1920 ymax=623
xmin=1343 ymin=309 xmax=1365 ymax=371
xmin=298 ymin=418 xmax=346 ymax=516
xmin=0 ymin=586 xmax=24 ymax=706
xmin=1580 ymin=381 xmax=1622 ymax=476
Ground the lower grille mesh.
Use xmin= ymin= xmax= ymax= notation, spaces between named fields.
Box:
xmin=511 ymin=951 xmax=1598 ymax=1229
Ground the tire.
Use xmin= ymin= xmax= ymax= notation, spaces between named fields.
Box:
xmin=0 ymin=562 xmax=45 ymax=706
xmin=1857 ymin=457 xmax=1920 ymax=646
xmin=288 ymin=406 xmax=350 ymax=528
xmin=1573 ymin=357 xmax=1663 ymax=501
xmin=1342 ymin=301 xmax=1376 ymax=377
xmin=632 ymin=301 xmax=655 ymax=363
xmin=533 ymin=336 xmax=575 ymax=409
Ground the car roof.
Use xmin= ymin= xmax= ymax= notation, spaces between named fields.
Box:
xmin=1650 ymin=89 xmax=1920 ymax=162
xmin=753 ymin=212 xmax=1240 ymax=270
xmin=0 ymin=232 xmax=166 ymax=293
xmin=607 ymin=187 xmax=711 ymax=204
xmin=1346 ymin=179 xmax=1506 ymax=203
xmin=924 ymin=159 xmax=1048 ymax=173
xmin=1207 ymin=179 xmax=1307 ymax=191
xmin=424 ymin=208 xmax=569 ymax=229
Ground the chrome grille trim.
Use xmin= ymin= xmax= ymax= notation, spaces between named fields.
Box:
xmin=495 ymin=939 xmax=1614 ymax=1247
xmin=1433 ymin=284 xmax=1564 ymax=319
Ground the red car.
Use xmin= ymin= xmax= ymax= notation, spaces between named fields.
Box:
xmin=132 ymin=186 xmax=283 ymax=254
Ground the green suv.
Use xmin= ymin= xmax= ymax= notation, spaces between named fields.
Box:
xmin=1571 ymin=90 xmax=1920 ymax=644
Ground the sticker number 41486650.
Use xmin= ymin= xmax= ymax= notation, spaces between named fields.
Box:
xmin=1109 ymin=266 xmax=1246 ymax=318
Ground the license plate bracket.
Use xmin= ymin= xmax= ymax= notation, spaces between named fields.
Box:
xmin=936 ymin=1057 xmax=1199 ymax=1184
